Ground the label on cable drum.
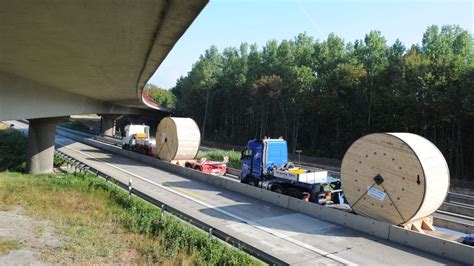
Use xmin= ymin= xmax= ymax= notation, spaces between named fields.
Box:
xmin=367 ymin=186 xmax=386 ymax=201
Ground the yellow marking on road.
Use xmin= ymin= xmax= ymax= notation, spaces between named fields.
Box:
xmin=171 ymin=187 xmax=208 ymax=201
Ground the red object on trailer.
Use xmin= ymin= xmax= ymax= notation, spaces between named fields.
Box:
xmin=185 ymin=156 xmax=228 ymax=175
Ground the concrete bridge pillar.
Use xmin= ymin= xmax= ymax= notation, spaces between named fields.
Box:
xmin=26 ymin=116 xmax=67 ymax=174
xmin=100 ymin=114 xmax=120 ymax=137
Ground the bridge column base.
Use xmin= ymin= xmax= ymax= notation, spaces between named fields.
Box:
xmin=26 ymin=116 xmax=67 ymax=174
xmin=100 ymin=114 xmax=120 ymax=137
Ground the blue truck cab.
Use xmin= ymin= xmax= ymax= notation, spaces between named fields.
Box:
xmin=240 ymin=139 xmax=288 ymax=185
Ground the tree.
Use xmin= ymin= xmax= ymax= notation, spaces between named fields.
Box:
xmin=354 ymin=31 xmax=387 ymax=130
xmin=250 ymin=75 xmax=283 ymax=138
xmin=145 ymin=84 xmax=176 ymax=110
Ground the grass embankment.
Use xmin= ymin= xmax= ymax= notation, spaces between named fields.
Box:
xmin=0 ymin=239 xmax=23 ymax=256
xmin=196 ymin=150 xmax=241 ymax=169
xmin=0 ymin=123 xmax=257 ymax=265
xmin=0 ymin=172 xmax=256 ymax=264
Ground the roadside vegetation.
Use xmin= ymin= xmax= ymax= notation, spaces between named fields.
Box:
xmin=59 ymin=119 xmax=91 ymax=133
xmin=197 ymin=150 xmax=241 ymax=169
xmin=145 ymin=84 xmax=176 ymax=110
xmin=0 ymin=123 xmax=257 ymax=265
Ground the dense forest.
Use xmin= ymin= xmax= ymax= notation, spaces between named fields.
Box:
xmin=170 ymin=25 xmax=473 ymax=179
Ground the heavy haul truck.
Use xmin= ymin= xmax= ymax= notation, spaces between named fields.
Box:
xmin=240 ymin=138 xmax=343 ymax=204
xmin=121 ymin=121 xmax=227 ymax=175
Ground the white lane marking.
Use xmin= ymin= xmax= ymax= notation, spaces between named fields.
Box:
xmin=56 ymin=140 xmax=356 ymax=265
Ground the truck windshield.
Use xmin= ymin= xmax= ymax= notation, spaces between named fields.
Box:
xmin=241 ymin=148 xmax=252 ymax=159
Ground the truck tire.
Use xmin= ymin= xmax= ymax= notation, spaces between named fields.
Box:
xmin=245 ymin=176 xmax=259 ymax=187
xmin=285 ymin=188 xmax=303 ymax=199
xmin=270 ymin=184 xmax=284 ymax=194
xmin=194 ymin=165 xmax=202 ymax=172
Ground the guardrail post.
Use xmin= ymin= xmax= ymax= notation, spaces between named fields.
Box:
xmin=159 ymin=204 xmax=165 ymax=224
xmin=128 ymin=178 xmax=133 ymax=200
xmin=79 ymin=164 xmax=85 ymax=176
xmin=208 ymin=228 xmax=213 ymax=238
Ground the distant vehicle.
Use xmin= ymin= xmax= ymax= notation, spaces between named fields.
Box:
xmin=185 ymin=156 xmax=228 ymax=176
xmin=240 ymin=138 xmax=343 ymax=204
xmin=121 ymin=123 xmax=227 ymax=175
xmin=462 ymin=233 xmax=474 ymax=246
xmin=122 ymin=124 xmax=154 ymax=156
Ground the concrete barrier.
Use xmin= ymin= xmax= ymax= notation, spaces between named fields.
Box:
xmin=287 ymin=197 xmax=391 ymax=239
xmin=258 ymin=189 xmax=290 ymax=209
xmin=224 ymin=179 xmax=251 ymax=196
xmin=342 ymin=212 xmax=391 ymax=239
xmin=226 ymin=167 xmax=240 ymax=176
xmin=388 ymin=225 xmax=474 ymax=264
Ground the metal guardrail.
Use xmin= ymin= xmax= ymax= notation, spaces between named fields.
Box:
xmin=53 ymin=150 xmax=285 ymax=266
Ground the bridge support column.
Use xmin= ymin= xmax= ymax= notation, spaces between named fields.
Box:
xmin=100 ymin=114 xmax=120 ymax=137
xmin=26 ymin=116 xmax=67 ymax=174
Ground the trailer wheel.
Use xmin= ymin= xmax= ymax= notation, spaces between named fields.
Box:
xmin=194 ymin=165 xmax=201 ymax=172
xmin=270 ymin=184 xmax=284 ymax=194
xmin=285 ymin=188 xmax=303 ymax=199
xmin=139 ymin=147 xmax=147 ymax=155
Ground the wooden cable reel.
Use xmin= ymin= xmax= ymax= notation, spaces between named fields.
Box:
xmin=155 ymin=117 xmax=201 ymax=162
xmin=341 ymin=133 xmax=450 ymax=226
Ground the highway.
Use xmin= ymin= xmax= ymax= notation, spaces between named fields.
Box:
xmin=5 ymin=120 xmax=461 ymax=265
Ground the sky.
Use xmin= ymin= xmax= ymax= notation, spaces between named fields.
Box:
xmin=149 ymin=0 xmax=473 ymax=89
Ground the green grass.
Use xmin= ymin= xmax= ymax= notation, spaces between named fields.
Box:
xmin=53 ymin=155 xmax=67 ymax=167
xmin=0 ymin=238 xmax=23 ymax=256
xmin=196 ymin=150 xmax=241 ymax=169
xmin=0 ymin=172 xmax=257 ymax=264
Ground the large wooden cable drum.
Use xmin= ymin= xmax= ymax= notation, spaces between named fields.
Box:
xmin=155 ymin=117 xmax=201 ymax=162
xmin=341 ymin=133 xmax=449 ymax=225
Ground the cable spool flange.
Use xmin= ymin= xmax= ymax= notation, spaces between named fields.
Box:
xmin=341 ymin=133 xmax=449 ymax=225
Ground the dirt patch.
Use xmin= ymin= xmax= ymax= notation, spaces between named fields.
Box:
xmin=0 ymin=207 xmax=64 ymax=264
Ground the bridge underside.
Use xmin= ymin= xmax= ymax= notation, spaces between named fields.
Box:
xmin=0 ymin=0 xmax=207 ymax=173
xmin=0 ymin=72 xmax=150 ymax=121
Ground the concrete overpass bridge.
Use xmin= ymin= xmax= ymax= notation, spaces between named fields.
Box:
xmin=0 ymin=0 xmax=208 ymax=173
